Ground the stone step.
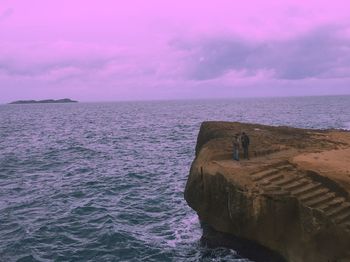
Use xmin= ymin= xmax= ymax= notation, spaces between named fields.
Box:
xmin=260 ymin=180 xmax=270 ymax=187
xmin=251 ymin=168 xmax=277 ymax=177
xmin=275 ymin=175 xmax=302 ymax=187
xmin=266 ymin=174 xmax=285 ymax=183
xmin=252 ymin=169 xmax=279 ymax=181
xmin=327 ymin=203 xmax=350 ymax=218
xmin=276 ymin=165 xmax=293 ymax=171
xmin=283 ymin=180 xmax=310 ymax=191
xmin=344 ymin=222 xmax=350 ymax=231
xmin=263 ymin=186 xmax=283 ymax=193
xmin=292 ymin=183 xmax=322 ymax=197
xmin=299 ymin=188 xmax=330 ymax=202
xmin=309 ymin=195 xmax=341 ymax=209
xmin=323 ymin=199 xmax=344 ymax=212
xmin=260 ymin=177 xmax=284 ymax=187
xmin=335 ymin=210 xmax=350 ymax=224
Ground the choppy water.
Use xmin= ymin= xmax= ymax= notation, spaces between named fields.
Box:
xmin=0 ymin=96 xmax=350 ymax=262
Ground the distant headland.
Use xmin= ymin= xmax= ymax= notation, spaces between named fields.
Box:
xmin=9 ymin=98 xmax=78 ymax=104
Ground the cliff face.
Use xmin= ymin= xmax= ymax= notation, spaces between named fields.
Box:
xmin=185 ymin=121 xmax=350 ymax=262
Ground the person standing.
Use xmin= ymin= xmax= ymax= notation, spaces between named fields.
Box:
xmin=233 ymin=134 xmax=240 ymax=161
xmin=241 ymin=132 xmax=250 ymax=160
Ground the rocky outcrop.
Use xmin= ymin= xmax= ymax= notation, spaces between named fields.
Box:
xmin=185 ymin=121 xmax=350 ymax=262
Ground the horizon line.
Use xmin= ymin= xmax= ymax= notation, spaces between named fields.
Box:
xmin=2 ymin=93 xmax=350 ymax=105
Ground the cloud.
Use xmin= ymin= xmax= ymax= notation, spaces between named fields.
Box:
xmin=0 ymin=8 xmax=13 ymax=21
xmin=172 ymin=25 xmax=350 ymax=81
xmin=1 ymin=25 xmax=350 ymax=84
xmin=1 ymin=22 xmax=350 ymax=103
xmin=0 ymin=40 xmax=175 ymax=94
xmin=0 ymin=41 xmax=127 ymax=78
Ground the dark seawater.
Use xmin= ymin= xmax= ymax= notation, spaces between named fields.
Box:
xmin=0 ymin=96 xmax=350 ymax=262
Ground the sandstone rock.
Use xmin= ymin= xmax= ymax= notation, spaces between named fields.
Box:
xmin=185 ymin=121 xmax=350 ymax=262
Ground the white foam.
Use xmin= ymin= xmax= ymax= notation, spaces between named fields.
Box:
xmin=343 ymin=122 xmax=350 ymax=130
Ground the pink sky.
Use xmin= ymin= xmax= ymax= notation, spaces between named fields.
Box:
xmin=1 ymin=0 xmax=350 ymax=102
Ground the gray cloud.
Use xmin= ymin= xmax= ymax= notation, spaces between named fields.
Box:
xmin=173 ymin=26 xmax=350 ymax=81
xmin=0 ymin=58 xmax=110 ymax=77
xmin=0 ymin=42 xmax=126 ymax=78
xmin=1 ymin=25 xmax=349 ymax=86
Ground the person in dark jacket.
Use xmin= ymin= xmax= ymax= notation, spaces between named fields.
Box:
xmin=241 ymin=132 xmax=250 ymax=160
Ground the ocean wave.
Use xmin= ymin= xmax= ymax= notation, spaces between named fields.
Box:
xmin=343 ymin=121 xmax=350 ymax=130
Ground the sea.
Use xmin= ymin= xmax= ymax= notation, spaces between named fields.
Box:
xmin=0 ymin=95 xmax=350 ymax=262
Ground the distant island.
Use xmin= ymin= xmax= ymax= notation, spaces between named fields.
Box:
xmin=9 ymin=98 xmax=78 ymax=104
